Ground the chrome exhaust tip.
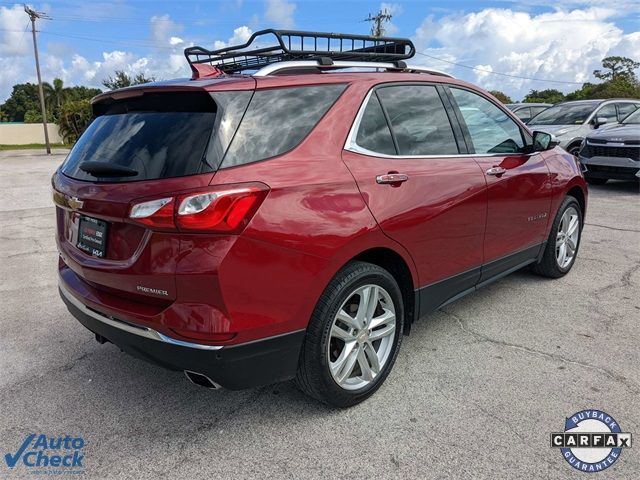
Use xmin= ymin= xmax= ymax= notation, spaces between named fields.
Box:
xmin=184 ymin=370 xmax=222 ymax=390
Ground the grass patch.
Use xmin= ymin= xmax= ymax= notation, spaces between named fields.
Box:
xmin=0 ymin=143 xmax=70 ymax=151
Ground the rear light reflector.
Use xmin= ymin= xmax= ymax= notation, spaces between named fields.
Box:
xmin=128 ymin=183 xmax=269 ymax=233
xmin=129 ymin=197 xmax=175 ymax=229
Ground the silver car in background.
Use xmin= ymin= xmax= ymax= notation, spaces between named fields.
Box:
xmin=578 ymin=108 xmax=640 ymax=185
xmin=505 ymin=103 xmax=552 ymax=123
xmin=528 ymin=99 xmax=640 ymax=156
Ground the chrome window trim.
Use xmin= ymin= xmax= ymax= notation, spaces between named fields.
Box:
xmin=344 ymin=86 xmax=533 ymax=160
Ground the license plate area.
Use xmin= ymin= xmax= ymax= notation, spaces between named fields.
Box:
xmin=77 ymin=215 xmax=108 ymax=258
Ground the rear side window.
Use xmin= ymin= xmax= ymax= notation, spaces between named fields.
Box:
xmin=61 ymin=91 xmax=251 ymax=183
xmin=450 ymin=88 xmax=524 ymax=154
xmin=376 ymin=85 xmax=458 ymax=156
xmin=355 ymin=94 xmax=396 ymax=155
xmin=221 ymin=84 xmax=346 ymax=168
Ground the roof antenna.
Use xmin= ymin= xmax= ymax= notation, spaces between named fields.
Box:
xmin=364 ymin=9 xmax=392 ymax=37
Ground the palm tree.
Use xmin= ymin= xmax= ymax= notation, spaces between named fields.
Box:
xmin=42 ymin=78 xmax=66 ymax=118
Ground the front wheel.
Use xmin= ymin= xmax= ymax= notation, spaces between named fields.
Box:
xmin=531 ymin=195 xmax=583 ymax=278
xmin=295 ymin=261 xmax=404 ymax=407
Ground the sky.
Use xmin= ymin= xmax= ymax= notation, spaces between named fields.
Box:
xmin=1 ymin=0 xmax=639 ymax=102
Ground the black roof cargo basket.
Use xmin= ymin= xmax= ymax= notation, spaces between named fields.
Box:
xmin=184 ymin=29 xmax=416 ymax=74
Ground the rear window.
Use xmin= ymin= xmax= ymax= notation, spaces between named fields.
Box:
xmin=221 ymin=84 xmax=347 ymax=168
xmin=61 ymin=91 xmax=251 ymax=182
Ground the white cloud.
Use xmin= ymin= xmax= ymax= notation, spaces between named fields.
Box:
xmin=213 ymin=26 xmax=253 ymax=50
xmin=264 ymin=0 xmax=296 ymax=29
xmin=150 ymin=14 xmax=184 ymax=48
xmin=0 ymin=5 xmax=31 ymax=56
xmin=412 ymin=7 xmax=640 ymax=100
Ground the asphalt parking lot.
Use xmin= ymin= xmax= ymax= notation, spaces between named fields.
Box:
xmin=0 ymin=149 xmax=638 ymax=479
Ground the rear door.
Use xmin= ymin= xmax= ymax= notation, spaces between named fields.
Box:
xmin=342 ymin=83 xmax=487 ymax=312
xmin=446 ymin=87 xmax=552 ymax=281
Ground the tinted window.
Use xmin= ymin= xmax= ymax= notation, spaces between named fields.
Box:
xmin=222 ymin=84 xmax=346 ymax=168
xmin=376 ymin=85 xmax=458 ymax=155
xmin=62 ymin=93 xmax=219 ymax=182
xmin=616 ymin=103 xmax=638 ymax=121
xmin=450 ymin=88 xmax=524 ymax=154
xmin=622 ymin=109 xmax=640 ymax=124
xmin=529 ymin=102 xmax=598 ymax=125
xmin=355 ymin=94 xmax=396 ymax=155
xmin=62 ymin=91 xmax=252 ymax=182
xmin=530 ymin=106 xmax=549 ymax=118
xmin=514 ymin=107 xmax=531 ymax=121
xmin=596 ymin=104 xmax=617 ymax=124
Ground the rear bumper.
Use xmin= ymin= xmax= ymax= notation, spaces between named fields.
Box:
xmin=59 ymin=283 xmax=305 ymax=390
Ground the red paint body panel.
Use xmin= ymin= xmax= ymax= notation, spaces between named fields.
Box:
xmin=473 ymin=152 xmax=552 ymax=264
xmin=55 ymin=70 xmax=587 ymax=351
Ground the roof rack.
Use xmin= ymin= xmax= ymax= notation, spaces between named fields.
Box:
xmin=252 ymin=60 xmax=453 ymax=78
xmin=184 ymin=29 xmax=415 ymax=74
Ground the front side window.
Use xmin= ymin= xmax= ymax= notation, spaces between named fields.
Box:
xmin=596 ymin=104 xmax=617 ymax=124
xmin=375 ymin=85 xmax=458 ymax=156
xmin=622 ymin=109 xmax=640 ymax=124
xmin=616 ymin=103 xmax=638 ymax=121
xmin=450 ymin=88 xmax=524 ymax=154
xmin=222 ymin=84 xmax=346 ymax=168
xmin=514 ymin=107 xmax=531 ymax=122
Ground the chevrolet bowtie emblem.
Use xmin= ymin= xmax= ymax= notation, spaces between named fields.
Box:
xmin=68 ymin=196 xmax=84 ymax=210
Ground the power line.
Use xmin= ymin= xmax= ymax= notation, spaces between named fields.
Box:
xmin=415 ymin=51 xmax=585 ymax=85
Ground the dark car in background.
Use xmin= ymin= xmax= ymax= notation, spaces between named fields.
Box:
xmin=578 ymin=108 xmax=640 ymax=185
xmin=506 ymin=103 xmax=552 ymax=123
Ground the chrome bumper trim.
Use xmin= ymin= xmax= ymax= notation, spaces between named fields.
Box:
xmin=59 ymin=281 xmax=224 ymax=351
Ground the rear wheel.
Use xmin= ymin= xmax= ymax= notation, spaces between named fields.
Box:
xmin=531 ymin=196 xmax=582 ymax=278
xmin=295 ymin=261 xmax=403 ymax=407
xmin=585 ymin=176 xmax=608 ymax=186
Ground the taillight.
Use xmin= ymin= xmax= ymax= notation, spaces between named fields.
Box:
xmin=128 ymin=183 xmax=269 ymax=233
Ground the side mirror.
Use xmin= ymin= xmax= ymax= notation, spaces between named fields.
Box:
xmin=592 ymin=116 xmax=608 ymax=128
xmin=532 ymin=131 xmax=559 ymax=152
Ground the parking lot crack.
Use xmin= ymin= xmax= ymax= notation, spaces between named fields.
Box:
xmin=442 ymin=309 xmax=640 ymax=395
xmin=584 ymin=222 xmax=640 ymax=234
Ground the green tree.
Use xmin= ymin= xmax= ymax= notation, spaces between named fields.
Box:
xmin=58 ymin=99 xmax=93 ymax=143
xmin=23 ymin=108 xmax=54 ymax=123
xmin=593 ymin=56 xmax=640 ymax=82
xmin=522 ymin=89 xmax=565 ymax=104
xmin=102 ymin=70 xmax=155 ymax=90
xmin=0 ymin=83 xmax=40 ymax=122
xmin=489 ymin=90 xmax=513 ymax=103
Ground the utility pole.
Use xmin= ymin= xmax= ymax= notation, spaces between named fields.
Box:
xmin=24 ymin=4 xmax=51 ymax=154
xmin=364 ymin=9 xmax=392 ymax=37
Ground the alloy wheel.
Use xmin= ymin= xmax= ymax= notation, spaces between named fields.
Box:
xmin=556 ymin=206 xmax=580 ymax=269
xmin=327 ymin=284 xmax=396 ymax=390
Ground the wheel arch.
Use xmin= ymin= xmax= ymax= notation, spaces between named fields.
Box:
xmin=349 ymin=247 xmax=417 ymax=334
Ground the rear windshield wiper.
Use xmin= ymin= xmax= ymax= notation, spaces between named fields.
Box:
xmin=79 ymin=161 xmax=139 ymax=177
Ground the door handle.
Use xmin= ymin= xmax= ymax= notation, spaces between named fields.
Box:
xmin=485 ymin=166 xmax=506 ymax=176
xmin=376 ymin=173 xmax=409 ymax=184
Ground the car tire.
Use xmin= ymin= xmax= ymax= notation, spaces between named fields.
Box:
xmin=567 ymin=143 xmax=582 ymax=157
xmin=531 ymin=195 xmax=583 ymax=278
xmin=295 ymin=261 xmax=404 ymax=407
xmin=585 ymin=176 xmax=608 ymax=186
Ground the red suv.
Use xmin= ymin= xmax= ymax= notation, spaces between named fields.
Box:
xmin=53 ymin=30 xmax=587 ymax=407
